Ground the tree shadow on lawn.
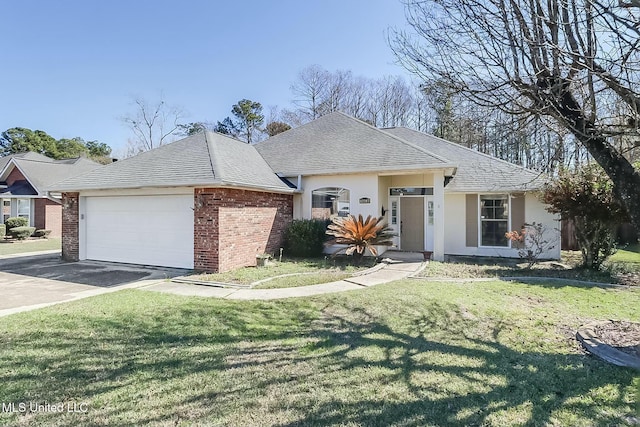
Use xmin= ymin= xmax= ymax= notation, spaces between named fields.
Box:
xmin=269 ymin=305 xmax=636 ymax=427
xmin=0 ymin=294 xmax=636 ymax=426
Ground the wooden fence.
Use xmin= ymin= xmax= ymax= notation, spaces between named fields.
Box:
xmin=561 ymin=219 xmax=638 ymax=250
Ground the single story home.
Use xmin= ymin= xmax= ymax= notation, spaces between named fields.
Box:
xmin=0 ymin=152 xmax=101 ymax=237
xmin=51 ymin=112 xmax=560 ymax=272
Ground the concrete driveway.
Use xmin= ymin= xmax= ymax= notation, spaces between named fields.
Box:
xmin=0 ymin=253 xmax=187 ymax=317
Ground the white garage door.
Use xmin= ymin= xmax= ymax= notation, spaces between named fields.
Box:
xmin=85 ymin=195 xmax=194 ymax=269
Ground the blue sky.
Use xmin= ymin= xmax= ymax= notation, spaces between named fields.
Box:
xmin=1 ymin=0 xmax=412 ymax=155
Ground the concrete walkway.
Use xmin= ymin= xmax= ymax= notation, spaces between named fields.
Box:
xmin=143 ymin=252 xmax=425 ymax=300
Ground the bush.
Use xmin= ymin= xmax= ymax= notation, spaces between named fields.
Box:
xmin=5 ymin=217 xmax=28 ymax=230
xmin=0 ymin=224 xmax=5 ymax=238
xmin=284 ymin=219 xmax=329 ymax=257
xmin=542 ymin=165 xmax=627 ymax=269
xmin=34 ymin=229 xmax=52 ymax=238
xmin=9 ymin=226 xmax=36 ymax=240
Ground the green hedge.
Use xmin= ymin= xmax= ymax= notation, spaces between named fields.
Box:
xmin=284 ymin=219 xmax=329 ymax=258
xmin=5 ymin=217 xmax=28 ymax=230
xmin=0 ymin=224 xmax=5 ymax=238
xmin=34 ymin=229 xmax=52 ymax=238
xmin=9 ymin=226 xmax=36 ymax=240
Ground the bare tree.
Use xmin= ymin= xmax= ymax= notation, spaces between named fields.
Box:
xmin=291 ymin=65 xmax=331 ymax=120
xmin=391 ymin=0 xmax=640 ymax=231
xmin=122 ymin=95 xmax=184 ymax=153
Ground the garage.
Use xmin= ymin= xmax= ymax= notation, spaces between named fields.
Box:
xmin=84 ymin=194 xmax=194 ymax=269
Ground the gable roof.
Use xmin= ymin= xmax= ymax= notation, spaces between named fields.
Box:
xmin=49 ymin=132 xmax=294 ymax=193
xmin=383 ymin=127 xmax=546 ymax=192
xmin=255 ymin=111 xmax=455 ymax=176
xmin=0 ymin=152 xmax=102 ymax=196
xmin=0 ymin=151 xmax=53 ymax=172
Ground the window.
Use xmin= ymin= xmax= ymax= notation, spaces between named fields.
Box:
xmin=311 ymin=187 xmax=350 ymax=220
xmin=390 ymin=200 xmax=398 ymax=225
xmin=389 ymin=187 xmax=433 ymax=196
xmin=428 ymin=201 xmax=434 ymax=225
xmin=480 ymin=195 xmax=509 ymax=247
xmin=17 ymin=199 xmax=30 ymax=225
xmin=2 ymin=199 xmax=9 ymax=223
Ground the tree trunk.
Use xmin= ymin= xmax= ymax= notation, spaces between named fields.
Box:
xmin=555 ymin=91 xmax=640 ymax=232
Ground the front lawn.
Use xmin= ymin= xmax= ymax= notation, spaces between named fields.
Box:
xmin=420 ymin=246 xmax=640 ymax=285
xmin=0 ymin=238 xmax=61 ymax=256
xmin=186 ymin=256 xmax=377 ymax=288
xmin=0 ymin=279 xmax=638 ymax=426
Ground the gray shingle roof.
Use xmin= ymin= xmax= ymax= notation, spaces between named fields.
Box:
xmin=50 ymin=132 xmax=294 ymax=193
xmin=16 ymin=157 xmax=102 ymax=194
xmin=255 ymin=112 xmax=454 ymax=176
xmin=0 ymin=152 xmax=102 ymax=196
xmin=383 ymin=127 xmax=546 ymax=192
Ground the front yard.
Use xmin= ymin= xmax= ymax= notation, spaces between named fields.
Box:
xmin=0 ymin=277 xmax=638 ymax=426
xmin=185 ymin=256 xmax=378 ymax=289
xmin=419 ymin=246 xmax=640 ymax=286
xmin=0 ymin=238 xmax=61 ymax=256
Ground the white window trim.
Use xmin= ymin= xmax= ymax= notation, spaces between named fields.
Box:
xmin=310 ymin=187 xmax=351 ymax=220
xmin=16 ymin=198 xmax=31 ymax=226
xmin=477 ymin=193 xmax=511 ymax=248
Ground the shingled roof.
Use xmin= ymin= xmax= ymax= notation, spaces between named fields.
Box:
xmin=383 ymin=127 xmax=546 ymax=192
xmin=50 ymin=132 xmax=294 ymax=193
xmin=0 ymin=152 xmax=102 ymax=196
xmin=255 ymin=112 xmax=455 ymax=176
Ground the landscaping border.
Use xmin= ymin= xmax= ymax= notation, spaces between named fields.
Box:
xmin=576 ymin=321 xmax=640 ymax=370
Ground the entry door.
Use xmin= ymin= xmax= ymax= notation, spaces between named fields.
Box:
xmin=400 ymin=197 xmax=425 ymax=251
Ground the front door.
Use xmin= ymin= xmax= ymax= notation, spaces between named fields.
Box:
xmin=400 ymin=197 xmax=425 ymax=251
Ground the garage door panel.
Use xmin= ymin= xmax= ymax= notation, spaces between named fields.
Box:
xmin=85 ymin=195 xmax=194 ymax=269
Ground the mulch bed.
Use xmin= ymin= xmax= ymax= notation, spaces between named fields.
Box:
xmin=593 ymin=320 xmax=640 ymax=359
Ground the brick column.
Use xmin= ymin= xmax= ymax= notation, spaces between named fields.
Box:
xmin=193 ymin=188 xmax=221 ymax=272
xmin=61 ymin=192 xmax=80 ymax=261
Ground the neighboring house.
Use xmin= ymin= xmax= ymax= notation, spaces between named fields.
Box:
xmin=0 ymin=152 xmax=101 ymax=237
xmin=51 ymin=112 xmax=560 ymax=272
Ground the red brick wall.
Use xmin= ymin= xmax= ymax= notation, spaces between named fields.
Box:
xmin=34 ymin=198 xmax=46 ymax=230
xmin=5 ymin=167 xmax=26 ymax=186
xmin=32 ymin=199 xmax=62 ymax=237
xmin=61 ymin=192 xmax=79 ymax=261
xmin=45 ymin=201 xmax=62 ymax=237
xmin=194 ymin=188 xmax=293 ymax=273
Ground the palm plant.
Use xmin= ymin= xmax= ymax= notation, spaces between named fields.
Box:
xmin=326 ymin=214 xmax=394 ymax=264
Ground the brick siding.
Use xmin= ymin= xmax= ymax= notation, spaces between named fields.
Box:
xmin=6 ymin=167 xmax=26 ymax=186
xmin=34 ymin=198 xmax=62 ymax=237
xmin=61 ymin=192 xmax=79 ymax=261
xmin=194 ymin=188 xmax=293 ymax=273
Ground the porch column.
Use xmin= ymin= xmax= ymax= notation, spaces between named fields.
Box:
xmin=433 ymin=170 xmax=445 ymax=261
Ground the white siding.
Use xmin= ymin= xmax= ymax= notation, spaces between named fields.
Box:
xmin=444 ymin=193 xmax=560 ymax=259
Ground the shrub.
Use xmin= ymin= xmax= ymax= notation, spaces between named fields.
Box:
xmin=34 ymin=229 xmax=52 ymax=238
xmin=5 ymin=216 xmax=28 ymax=230
xmin=326 ymin=214 xmax=394 ymax=265
xmin=284 ymin=219 xmax=329 ymax=257
xmin=9 ymin=226 xmax=36 ymax=240
xmin=505 ymin=222 xmax=557 ymax=269
xmin=542 ymin=164 xmax=628 ymax=269
xmin=0 ymin=224 xmax=5 ymax=238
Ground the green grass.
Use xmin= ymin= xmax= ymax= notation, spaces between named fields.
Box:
xmin=253 ymin=271 xmax=354 ymax=289
xmin=0 ymin=238 xmax=61 ymax=255
xmin=0 ymin=279 xmax=639 ymax=426
xmin=188 ymin=256 xmax=376 ymax=287
xmin=419 ymin=248 xmax=640 ymax=285
xmin=610 ymin=243 xmax=640 ymax=265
